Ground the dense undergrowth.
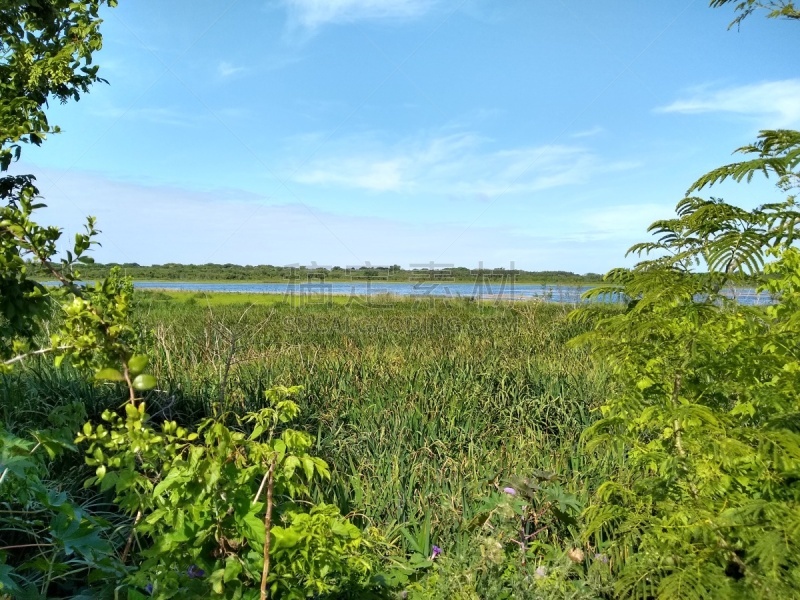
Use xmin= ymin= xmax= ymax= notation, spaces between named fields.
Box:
xmin=2 ymin=297 xmax=618 ymax=598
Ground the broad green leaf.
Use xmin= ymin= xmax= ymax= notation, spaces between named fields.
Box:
xmin=223 ymin=557 xmax=243 ymax=582
xmin=127 ymin=355 xmax=149 ymax=376
xmin=132 ymin=374 xmax=157 ymax=391
xmin=95 ymin=368 xmax=124 ymax=382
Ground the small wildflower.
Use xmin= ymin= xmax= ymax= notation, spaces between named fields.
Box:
xmin=187 ymin=564 xmax=206 ymax=579
xmin=144 ymin=583 xmax=153 ymax=595
xmin=567 ymin=547 xmax=585 ymax=563
xmin=534 ymin=565 xmax=548 ymax=579
xmin=430 ymin=545 xmax=442 ymax=560
xmin=502 ymin=486 xmax=517 ymax=496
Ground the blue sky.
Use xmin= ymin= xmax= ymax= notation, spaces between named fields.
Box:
xmin=14 ymin=0 xmax=800 ymax=272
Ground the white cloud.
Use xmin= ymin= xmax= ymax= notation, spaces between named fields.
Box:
xmin=283 ymin=0 xmax=436 ymax=29
xmin=570 ymin=126 xmax=604 ymax=139
xmin=288 ymin=131 xmax=637 ymax=197
xmin=20 ymin=166 xmax=633 ymax=272
xmin=299 ymin=158 xmax=405 ymax=191
xmin=658 ymin=79 xmax=800 ymax=128
xmin=90 ymin=102 xmax=249 ymax=128
xmin=217 ymin=61 xmax=246 ymax=78
xmin=567 ymin=203 xmax=673 ymax=243
xmin=90 ymin=106 xmax=203 ymax=128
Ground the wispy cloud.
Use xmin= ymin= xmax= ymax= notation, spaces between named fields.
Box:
xmin=657 ymin=79 xmax=800 ymax=128
xmin=571 ymin=126 xmax=604 ymax=139
xmin=283 ymin=0 xmax=437 ymax=30
xmin=21 ymin=169 xmax=628 ymax=272
xmin=217 ymin=60 xmax=247 ymax=78
xmin=90 ymin=106 xmax=203 ymax=128
xmin=288 ymin=131 xmax=637 ymax=196
xmin=568 ymin=203 xmax=673 ymax=243
xmin=91 ymin=103 xmax=249 ymax=128
xmin=24 ymin=166 xmax=625 ymax=272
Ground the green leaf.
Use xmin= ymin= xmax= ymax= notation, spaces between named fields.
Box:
xmin=95 ymin=368 xmax=124 ymax=382
xmin=271 ymin=526 xmax=302 ymax=549
xmin=125 ymin=403 xmax=139 ymax=419
xmin=223 ymin=557 xmax=243 ymax=582
xmin=238 ymin=511 xmax=265 ymax=545
xmin=0 ymin=563 xmax=22 ymax=595
xmin=153 ymin=469 xmax=189 ymax=496
xmin=132 ymin=374 xmax=157 ymax=391
xmin=127 ymin=354 xmax=149 ymax=376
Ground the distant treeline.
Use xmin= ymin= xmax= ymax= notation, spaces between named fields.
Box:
xmin=31 ymin=262 xmax=606 ymax=283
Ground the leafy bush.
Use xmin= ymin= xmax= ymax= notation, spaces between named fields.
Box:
xmin=0 ymin=421 xmax=125 ymax=598
xmin=76 ymin=385 xmax=389 ymax=599
xmin=572 ymin=132 xmax=800 ymax=599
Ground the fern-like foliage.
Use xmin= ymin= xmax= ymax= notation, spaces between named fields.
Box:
xmin=709 ymin=0 xmax=800 ymax=27
xmin=571 ymin=130 xmax=800 ymax=599
xmin=690 ymin=129 xmax=800 ymax=192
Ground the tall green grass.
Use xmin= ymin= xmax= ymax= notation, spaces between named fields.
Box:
xmin=134 ymin=294 xmax=614 ymax=552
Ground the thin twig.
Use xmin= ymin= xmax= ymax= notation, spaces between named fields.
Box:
xmin=3 ymin=345 xmax=72 ymax=366
xmin=260 ymin=458 xmax=277 ymax=600
xmin=253 ymin=470 xmax=270 ymax=506
xmin=0 ymin=543 xmax=54 ymax=551
xmin=672 ymin=373 xmax=684 ymax=457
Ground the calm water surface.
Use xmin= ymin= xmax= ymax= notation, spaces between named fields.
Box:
xmin=119 ymin=280 xmax=769 ymax=305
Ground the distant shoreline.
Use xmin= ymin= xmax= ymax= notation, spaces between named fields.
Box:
xmin=34 ymin=277 xmax=601 ymax=286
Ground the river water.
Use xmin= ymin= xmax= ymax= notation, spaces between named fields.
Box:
xmin=116 ymin=280 xmax=769 ymax=305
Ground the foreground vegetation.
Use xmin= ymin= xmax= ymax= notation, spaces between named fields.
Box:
xmin=3 ymin=1 xmax=800 ymax=598
xmin=3 ymin=297 xmax=616 ymax=598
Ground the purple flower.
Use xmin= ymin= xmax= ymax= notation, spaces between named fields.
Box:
xmin=503 ymin=487 xmax=517 ymax=496
xmin=187 ymin=564 xmax=206 ymax=579
xmin=430 ymin=545 xmax=442 ymax=560
xmin=534 ymin=566 xmax=548 ymax=579
xmin=594 ymin=553 xmax=609 ymax=564
xmin=144 ymin=583 xmax=153 ymax=595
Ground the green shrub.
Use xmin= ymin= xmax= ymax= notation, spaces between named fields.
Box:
xmin=572 ymin=131 xmax=800 ymax=599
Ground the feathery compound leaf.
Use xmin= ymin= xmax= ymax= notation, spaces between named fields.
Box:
xmin=688 ymin=129 xmax=800 ymax=193
xmin=705 ymin=228 xmax=766 ymax=275
xmin=573 ymin=125 xmax=800 ymax=599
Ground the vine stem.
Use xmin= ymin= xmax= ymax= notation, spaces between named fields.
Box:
xmin=260 ymin=458 xmax=277 ymax=600
xmin=519 ymin=506 xmax=528 ymax=566
xmin=121 ymin=510 xmax=142 ymax=564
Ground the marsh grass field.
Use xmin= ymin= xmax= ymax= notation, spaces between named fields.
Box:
xmin=138 ymin=293 xmax=613 ymax=538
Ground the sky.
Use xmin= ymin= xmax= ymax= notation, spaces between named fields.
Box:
xmin=13 ymin=0 xmax=800 ymax=273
